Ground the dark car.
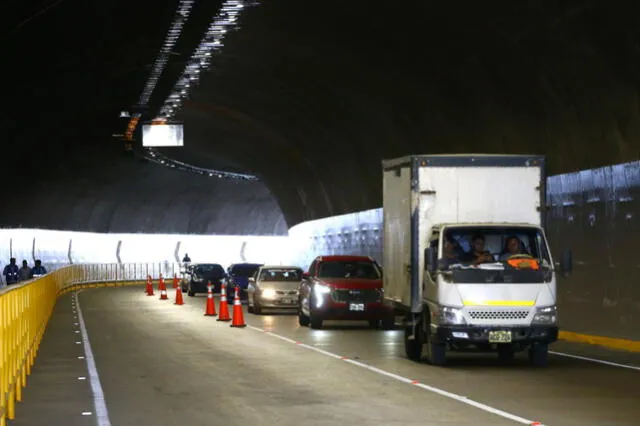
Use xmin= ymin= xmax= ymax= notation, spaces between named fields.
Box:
xmin=224 ymin=263 xmax=263 ymax=300
xmin=297 ymin=255 xmax=394 ymax=329
xmin=182 ymin=263 xmax=227 ymax=296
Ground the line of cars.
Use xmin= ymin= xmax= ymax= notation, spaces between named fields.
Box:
xmin=181 ymin=255 xmax=394 ymax=330
xmin=181 ymin=262 xmax=263 ymax=300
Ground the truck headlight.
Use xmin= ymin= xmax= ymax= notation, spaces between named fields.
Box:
xmin=532 ymin=305 xmax=557 ymax=325
xmin=438 ymin=306 xmax=466 ymax=325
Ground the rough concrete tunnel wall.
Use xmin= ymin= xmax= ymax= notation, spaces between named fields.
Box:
xmin=289 ymin=161 xmax=640 ymax=342
xmin=0 ymin=157 xmax=287 ymax=235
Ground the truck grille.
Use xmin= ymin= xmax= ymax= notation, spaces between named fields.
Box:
xmin=332 ymin=289 xmax=380 ymax=303
xmin=468 ymin=309 xmax=529 ymax=321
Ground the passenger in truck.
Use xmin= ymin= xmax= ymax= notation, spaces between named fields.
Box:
xmin=460 ymin=234 xmax=495 ymax=265
xmin=440 ymin=236 xmax=462 ymax=268
xmin=499 ymin=236 xmax=529 ymax=260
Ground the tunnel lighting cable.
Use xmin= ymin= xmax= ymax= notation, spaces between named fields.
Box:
xmin=124 ymin=0 xmax=196 ymax=142
xmin=143 ymin=148 xmax=258 ymax=180
xmin=142 ymin=0 xmax=260 ymax=181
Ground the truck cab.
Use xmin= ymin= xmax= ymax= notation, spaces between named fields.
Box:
xmin=418 ymin=223 xmax=571 ymax=366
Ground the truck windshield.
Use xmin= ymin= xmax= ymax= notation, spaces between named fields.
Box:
xmin=438 ymin=226 xmax=552 ymax=283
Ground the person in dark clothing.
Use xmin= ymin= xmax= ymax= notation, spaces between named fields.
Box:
xmin=182 ymin=253 xmax=191 ymax=263
xmin=3 ymin=258 xmax=20 ymax=285
xmin=19 ymin=260 xmax=31 ymax=281
xmin=31 ymin=260 xmax=47 ymax=277
xmin=460 ymin=234 xmax=495 ymax=265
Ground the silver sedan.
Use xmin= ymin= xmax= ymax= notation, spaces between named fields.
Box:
xmin=247 ymin=265 xmax=303 ymax=314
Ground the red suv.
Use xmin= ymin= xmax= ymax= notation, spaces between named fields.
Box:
xmin=297 ymin=255 xmax=394 ymax=329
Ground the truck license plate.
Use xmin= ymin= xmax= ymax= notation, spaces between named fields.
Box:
xmin=349 ymin=303 xmax=365 ymax=312
xmin=488 ymin=330 xmax=512 ymax=343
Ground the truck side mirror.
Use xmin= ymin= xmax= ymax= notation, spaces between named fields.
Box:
xmin=425 ymin=247 xmax=437 ymax=273
xmin=559 ymin=248 xmax=573 ymax=277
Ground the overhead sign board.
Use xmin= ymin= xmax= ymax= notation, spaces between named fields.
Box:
xmin=142 ymin=123 xmax=184 ymax=147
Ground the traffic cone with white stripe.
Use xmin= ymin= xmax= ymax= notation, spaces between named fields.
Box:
xmin=145 ymin=275 xmax=154 ymax=296
xmin=172 ymin=274 xmax=179 ymax=289
xmin=158 ymin=274 xmax=168 ymax=300
xmin=204 ymin=282 xmax=217 ymax=316
xmin=216 ymin=282 xmax=231 ymax=322
xmin=230 ymin=286 xmax=246 ymax=328
xmin=174 ymin=280 xmax=184 ymax=305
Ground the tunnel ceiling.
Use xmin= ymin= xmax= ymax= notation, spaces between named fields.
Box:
xmin=5 ymin=1 xmax=640 ymax=232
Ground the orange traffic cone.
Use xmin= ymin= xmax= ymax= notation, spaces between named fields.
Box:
xmin=174 ymin=281 xmax=184 ymax=305
xmin=204 ymin=282 xmax=217 ymax=316
xmin=172 ymin=274 xmax=179 ymax=289
xmin=217 ymin=282 xmax=231 ymax=322
xmin=159 ymin=275 xmax=168 ymax=300
xmin=145 ymin=276 xmax=154 ymax=296
xmin=230 ymin=286 xmax=246 ymax=328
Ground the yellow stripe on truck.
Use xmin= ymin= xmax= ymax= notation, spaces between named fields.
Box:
xmin=462 ymin=300 xmax=536 ymax=307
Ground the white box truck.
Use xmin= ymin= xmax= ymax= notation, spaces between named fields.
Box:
xmin=382 ymin=154 xmax=573 ymax=366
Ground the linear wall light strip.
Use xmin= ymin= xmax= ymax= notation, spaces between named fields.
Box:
xmin=143 ymin=149 xmax=259 ymax=181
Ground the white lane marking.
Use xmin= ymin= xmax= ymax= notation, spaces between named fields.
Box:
xmin=247 ymin=325 xmax=541 ymax=425
xmin=550 ymin=351 xmax=640 ymax=371
xmin=74 ymin=291 xmax=112 ymax=426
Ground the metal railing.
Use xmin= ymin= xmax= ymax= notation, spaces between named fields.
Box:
xmin=69 ymin=262 xmax=182 ymax=283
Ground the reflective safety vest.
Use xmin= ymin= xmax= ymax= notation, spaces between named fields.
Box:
xmin=506 ymin=258 xmax=540 ymax=270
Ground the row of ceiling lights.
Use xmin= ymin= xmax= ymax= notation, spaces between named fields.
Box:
xmin=158 ymin=0 xmax=255 ymax=119
xmin=127 ymin=0 xmax=260 ymax=181
xmin=124 ymin=0 xmax=195 ymax=142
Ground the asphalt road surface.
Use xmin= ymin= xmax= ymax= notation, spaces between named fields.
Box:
xmin=12 ymin=285 xmax=640 ymax=426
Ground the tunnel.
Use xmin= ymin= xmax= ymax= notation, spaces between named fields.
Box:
xmin=2 ymin=1 xmax=640 ymax=425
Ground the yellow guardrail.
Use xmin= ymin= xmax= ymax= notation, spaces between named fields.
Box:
xmin=0 ymin=263 xmax=171 ymax=426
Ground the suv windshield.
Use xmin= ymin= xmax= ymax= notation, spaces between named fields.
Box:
xmin=260 ymin=268 xmax=302 ymax=281
xmin=437 ymin=226 xmax=552 ymax=283
xmin=230 ymin=264 xmax=261 ymax=277
xmin=318 ymin=260 xmax=381 ymax=279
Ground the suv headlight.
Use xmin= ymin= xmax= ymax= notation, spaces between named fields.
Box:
xmin=438 ymin=306 xmax=466 ymax=325
xmin=532 ymin=305 xmax=557 ymax=325
xmin=313 ymin=284 xmax=331 ymax=308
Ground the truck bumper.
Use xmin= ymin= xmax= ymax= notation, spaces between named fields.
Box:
xmin=430 ymin=325 xmax=558 ymax=349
